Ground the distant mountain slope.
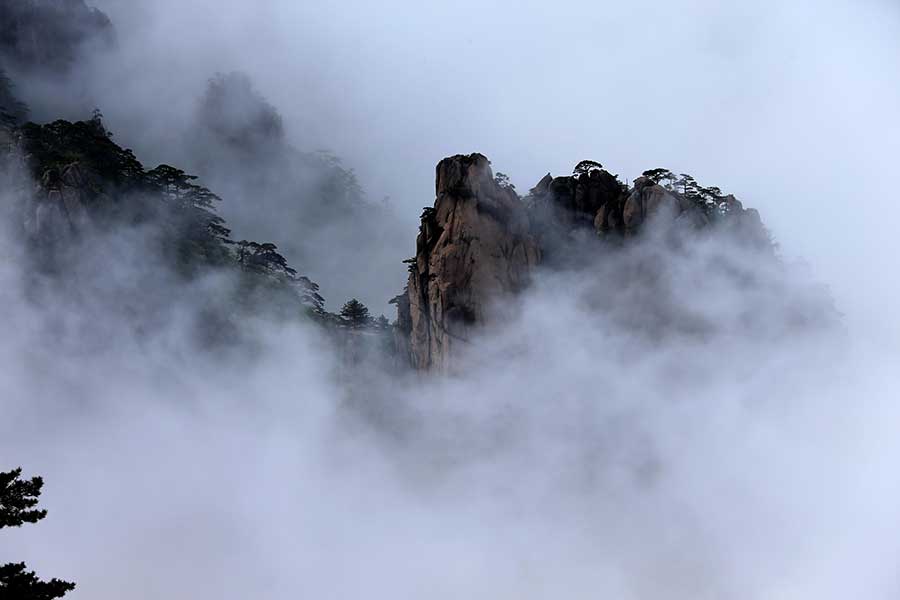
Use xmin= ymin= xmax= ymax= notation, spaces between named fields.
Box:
xmin=181 ymin=72 xmax=410 ymax=314
xmin=0 ymin=0 xmax=114 ymax=75
xmin=1 ymin=112 xmax=330 ymax=345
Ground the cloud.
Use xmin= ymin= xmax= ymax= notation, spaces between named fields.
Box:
xmin=3 ymin=145 xmax=899 ymax=597
xmin=2 ymin=0 xmax=900 ymax=598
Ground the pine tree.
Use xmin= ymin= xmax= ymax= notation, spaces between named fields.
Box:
xmin=573 ymin=160 xmax=604 ymax=176
xmin=146 ymin=164 xmax=222 ymax=210
xmin=340 ymin=299 xmax=371 ymax=329
xmin=0 ymin=468 xmax=75 ymax=599
xmin=295 ymin=276 xmax=326 ymax=314
xmin=494 ymin=172 xmax=515 ymax=191
xmin=234 ymin=241 xmax=296 ymax=280
xmin=642 ymin=168 xmax=677 ymax=189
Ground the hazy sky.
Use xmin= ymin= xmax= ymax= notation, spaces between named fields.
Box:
xmin=4 ymin=2 xmax=900 ymax=598
xmin=82 ymin=0 xmax=900 ymax=337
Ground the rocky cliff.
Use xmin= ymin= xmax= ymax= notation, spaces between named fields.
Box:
xmin=395 ymin=155 xmax=771 ymax=372
xmin=394 ymin=154 xmax=540 ymax=372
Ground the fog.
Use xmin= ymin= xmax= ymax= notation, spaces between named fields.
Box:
xmin=57 ymin=0 xmax=895 ymax=330
xmin=3 ymin=0 xmax=900 ymax=598
xmin=14 ymin=0 xmax=899 ymax=321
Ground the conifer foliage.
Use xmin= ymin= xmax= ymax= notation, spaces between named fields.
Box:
xmin=0 ymin=468 xmax=75 ymax=600
xmin=340 ymin=298 xmax=371 ymax=328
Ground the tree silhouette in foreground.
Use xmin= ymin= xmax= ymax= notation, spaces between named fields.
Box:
xmin=0 ymin=468 xmax=75 ymax=599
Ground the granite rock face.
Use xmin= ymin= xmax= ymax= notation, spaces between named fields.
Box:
xmin=622 ymin=176 xmax=698 ymax=233
xmin=395 ymin=153 xmax=540 ymax=372
xmin=395 ymin=155 xmax=771 ymax=372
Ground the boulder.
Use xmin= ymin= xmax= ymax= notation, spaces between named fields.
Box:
xmin=622 ymin=176 xmax=682 ymax=233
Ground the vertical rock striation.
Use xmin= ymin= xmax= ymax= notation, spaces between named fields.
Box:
xmin=395 ymin=153 xmax=540 ymax=372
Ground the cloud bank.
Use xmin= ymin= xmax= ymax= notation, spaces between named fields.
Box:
xmin=2 ymin=0 xmax=900 ymax=599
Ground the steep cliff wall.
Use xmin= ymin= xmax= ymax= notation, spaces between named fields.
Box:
xmin=395 ymin=154 xmax=540 ymax=372
xmin=395 ymin=155 xmax=771 ymax=371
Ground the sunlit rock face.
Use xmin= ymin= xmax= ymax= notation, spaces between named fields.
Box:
xmin=395 ymin=155 xmax=774 ymax=372
xmin=395 ymin=153 xmax=540 ymax=373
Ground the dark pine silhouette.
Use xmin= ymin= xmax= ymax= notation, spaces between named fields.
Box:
xmin=573 ymin=159 xmax=603 ymax=176
xmin=340 ymin=298 xmax=371 ymax=328
xmin=0 ymin=468 xmax=75 ymax=599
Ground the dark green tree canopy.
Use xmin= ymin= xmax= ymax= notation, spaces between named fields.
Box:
xmin=642 ymin=168 xmax=677 ymax=188
xmin=1 ymin=468 xmax=75 ymax=599
xmin=17 ymin=116 xmax=329 ymax=326
xmin=235 ymin=240 xmax=296 ymax=279
xmin=0 ymin=468 xmax=45 ymax=529
xmin=573 ymin=160 xmax=603 ymax=176
xmin=19 ymin=118 xmax=144 ymax=185
xmin=0 ymin=563 xmax=75 ymax=600
xmin=295 ymin=276 xmax=326 ymax=314
xmin=145 ymin=164 xmax=222 ymax=210
xmin=340 ymin=298 xmax=371 ymax=328
xmin=641 ymin=168 xmax=734 ymax=217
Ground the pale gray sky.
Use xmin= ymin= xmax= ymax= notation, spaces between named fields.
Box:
xmin=86 ymin=0 xmax=900 ymax=338
xmin=4 ymin=3 xmax=900 ymax=598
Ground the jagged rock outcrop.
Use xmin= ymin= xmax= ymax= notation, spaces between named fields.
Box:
xmin=621 ymin=176 xmax=703 ymax=233
xmin=395 ymin=153 xmax=540 ymax=372
xmin=395 ymin=155 xmax=772 ymax=372
xmin=25 ymin=163 xmax=93 ymax=239
xmin=526 ymin=167 xmax=623 ymax=260
xmin=528 ymin=168 xmax=623 ymax=229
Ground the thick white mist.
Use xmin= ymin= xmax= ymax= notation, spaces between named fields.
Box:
xmin=3 ymin=0 xmax=900 ymax=598
xmin=79 ymin=0 xmax=900 ymax=336
xmin=3 ymin=181 xmax=900 ymax=598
